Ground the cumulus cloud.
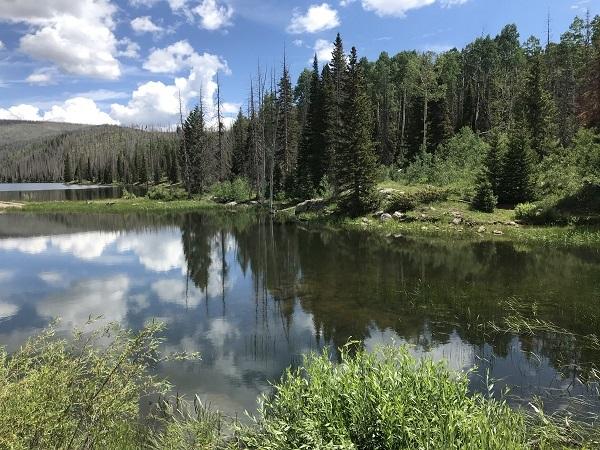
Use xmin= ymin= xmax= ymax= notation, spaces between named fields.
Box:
xmin=344 ymin=0 xmax=468 ymax=17
xmin=112 ymin=40 xmax=229 ymax=126
xmin=312 ymin=38 xmax=334 ymax=64
xmin=0 ymin=40 xmax=4 ymax=50
xmin=118 ymin=38 xmax=141 ymax=59
xmin=116 ymin=231 xmax=186 ymax=272
xmin=131 ymin=15 xmax=163 ymax=33
xmin=0 ymin=0 xmax=121 ymax=79
xmin=25 ymin=67 xmax=57 ymax=85
xmin=288 ymin=3 xmax=340 ymax=34
xmin=193 ymin=0 xmax=233 ymax=30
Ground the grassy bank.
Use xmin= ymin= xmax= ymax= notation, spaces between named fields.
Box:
xmin=2 ymin=322 xmax=595 ymax=449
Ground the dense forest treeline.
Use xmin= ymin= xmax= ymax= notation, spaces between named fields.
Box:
xmin=2 ymin=14 xmax=600 ymax=216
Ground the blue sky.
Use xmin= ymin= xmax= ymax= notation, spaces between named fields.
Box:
xmin=0 ymin=0 xmax=596 ymax=127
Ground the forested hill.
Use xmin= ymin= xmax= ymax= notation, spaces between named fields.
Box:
xmin=0 ymin=120 xmax=178 ymax=183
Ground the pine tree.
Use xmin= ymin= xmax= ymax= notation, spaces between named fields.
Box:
xmin=325 ymin=34 xmax=347 ymax=189
xmin=579 ymin=20 xmax=600 ymax=130
xmin=522 ymin=37 xmax=558 ymax=156
xmin=471 ymin=171 xmax=498 ymax=212
xmin=231 ymin=108 xmax=249 ymax=178
xmin=63 ymin=152 xmax=72 ymax=183
xmin=296 ymin=55 xmax=325 ymax=198
xmin=337 ymin=47 xmax=378 ymax=215
xmin=138 ymin=152 xmax=148 ymax=185
xmin=274 ymin=59 xmax=298 ymax=195
xmin=498 ymin=122 xmax=535 ymax=205
xmin=179 ymin=102 xmax=210 ymax=195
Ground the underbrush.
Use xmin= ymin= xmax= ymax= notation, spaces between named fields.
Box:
xmin=211 ymin=178 xmax=253 ymax=204
xmin=147 ymin=184 xmax=188 ymax=202
xmin=383 ymin=185 xmax=450 ymax=212
xmin=1 ymin=321 xmax=599 ymax=449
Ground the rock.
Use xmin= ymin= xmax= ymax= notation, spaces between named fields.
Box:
xmin=380 ymin=213 xmax=393 ymax=222
xmin=373 ymin=210 xmax=384 ymax=217
xmin=392 ymin=211 xmax=405 ymax=221
xmin=250 ymin=200 xmax=258 ymax=205
xmin=393 ymin=233 xmax=403 ymax=239
xmin=419 ymin=213 xmax=428 ymax=221
xmin=493 ymin=230 xmax=503 ymax=235
xmin=451 ymin=217 xmax=462 ymax=225
xmin=505 ymin=221 xmax=520 ymax=227
xmin=451 ymin=211 xmax=462 ymax=217
xmin=378 ymin=188 xmax=398 ymax=198
xmin=295 ymin=198 xmax=325 ymax=215
xmin=477 ymin=226 xmax=486 ymax=233
xmin=225 ymin=201 xmax=237 ymax=207
xmin=361 ymin=217 xmax=370 ymax=224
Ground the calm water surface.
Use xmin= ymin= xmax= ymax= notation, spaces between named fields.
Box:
xmin=0 ymin=183 xmax=146 ymax=201
xmin=0 ymin=211 xmax=599 ymax=417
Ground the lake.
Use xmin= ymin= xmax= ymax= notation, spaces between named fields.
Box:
xmin=0 ymin=183 xmax=146 ymax=202
xmin=0 ymin=211 xmax=599 ymax=418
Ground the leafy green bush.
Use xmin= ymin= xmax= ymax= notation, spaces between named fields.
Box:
xmin=147 ymin=185 xmax=188 ymax=201
xmin=385 ymin=186 xmax=449 ymax=212
xmin=0 ymin=321 xmax=168 ymax=449
xmin=121 ymin=188 xmax=137 ymax=200
xmin=212 ymin=178 xmax=253 ymax=203
xmin=514 ymin=200 xmax=559 ymax=225
xmin=238 ymin=344 xmax=527 ymax=450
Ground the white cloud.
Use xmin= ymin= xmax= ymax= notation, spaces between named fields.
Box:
xmin=312 ymin=38 xmax=334 ymax=64
xmin=0 ymin=0 xmax=121 ymax=79
xmin=0 ymin=98 xmax=117 ymax=125
xmin=144 ymin=40 xmax=196 ymax=73
xmin=0 ymin=40 xmax=4 ymax=50
xmin=131 ymin=15 xmax=163 ymax=33
xmin=118 ymin=38 xmax=141 ymax=59
xmin=0 ymin=104 xmax=44 ymax=122
xmin=39 ymin=272 xmax=64 ymax=285
xmin=116 ymin=231 xmax=186 ymax=272
xmin=288 ymin=3 xmax=340 ymax=34
xmin=50 ymin=232 xmax=119 ymax=259
xmin=193 ymin=0 xmax=233 ymax=30
xmin=0 ymin=302 xmax=18 ymax=320
xmin=0 ymin=237 xmax=48 ymax=253
xmin=113 ymin=41 xmax=229 ymax=126
xmin=25 ymin=68 xmax=57 ymax=85
xmin=152 ymin=278 xmax=203 ymax=307
xmin=349 ymin=0 xmax=467 ymax=17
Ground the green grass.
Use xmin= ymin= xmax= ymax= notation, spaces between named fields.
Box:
xmin=1 ymin=322 xmax=598 ymax=449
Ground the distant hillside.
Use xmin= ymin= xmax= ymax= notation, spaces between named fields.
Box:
xmin=0 ymin=120 xmax=178 ymax=183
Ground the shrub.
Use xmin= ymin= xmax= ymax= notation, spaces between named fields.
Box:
xmin=147 ymin=185 xmax=188 ymax=201
xmin=385 ymin=186 xmax=449 ymax=212
xmin=0 ymin=321 xmax=169 ymax=449
xmin=122 ymin=188 xmax=137 ymax=200
xmin=212 ymin=178 xmax=253 ymax=203
xmin=471 ymin=178 xmax=497 ymax=213
xmin=514 ymin=200 xmax=559 ymax=225
xmin=237 ymin=344 xmax=527 ymax=450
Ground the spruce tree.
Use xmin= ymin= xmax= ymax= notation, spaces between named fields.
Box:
xmin=296 ymin=55 xmax=326 ymax=199
xmin=498 ymin=122 xmax=535 ymax=205
xmin=231 ymin=108 xmax=249 ymax=178
xmin=179 ymin=103 xmax=210 ymax=195
xmin=63 ymin=152 xmax=72 ymax=183
xmin=275 ymin=60 xmax=298 ymax=195
xmin=471 ymin=171 xmax=498 ymax=212
xmin=337 ymin=47 xmax=378 ymax=215
xmin=325 ymin=34 xmax=347 ymax=189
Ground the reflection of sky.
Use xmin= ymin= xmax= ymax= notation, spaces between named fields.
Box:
xmin=0 ymin=221 xmax=598 ymax=418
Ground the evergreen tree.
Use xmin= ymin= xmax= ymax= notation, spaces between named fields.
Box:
xmin=274 ymin=60 xmax=298 ymax=194
xmin=325 ymin=34 xmax=347 ymax=188
xmin=296 ymin=55 xmax=325 ymax=198
xmin=231 ymin=108 xmax=249 ymax=178
xmin=86 ymin=157 xmax=92 ymax=182
xmin=179 ymin=103 xmax=210 ymax=195
xmin=580 ymin=20 xmax=600 ymax=130
xmin=522 ymin=37 xmax=558 ymax=156
xmin=337 ymin=47 xmax=378 ymax=215
xmin=138 ymin=152 xmax=148 ymax=185
xmin=498 ymin=122 xmax=535 ymax=205
xmin=63 ymin=152 xmax=72 ymax=183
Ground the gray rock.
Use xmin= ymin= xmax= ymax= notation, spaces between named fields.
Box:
xmin=380 ymin=213 xmax=393 ymax=222
xmin=477 ymin=226 xmax=486 ymax=233
xmin=295 ymin=198 xmax=325 ymax=214
xmin=452 ymin=217 xmax=462 ymax=225
xmin=225 ymin=201 xmax=237 ymax=207
xmin=392 ymin=211 xmax=405 ymax=221
xmin=493 ymin=230 xmax=503 ymax=235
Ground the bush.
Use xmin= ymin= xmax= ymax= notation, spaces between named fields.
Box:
xmin=385 ymin=186 xmax=449 ymax=212
xmin=0 ymin=322 xmax=169 ymax=449
xmin=121 ymin=188 xmax=137 ymax=200
xmin=212 ymin=178 xmax=253 ymax=203
xmin=237 ymin=345 xmax=527 ymax=450
xmin=471 ymin=179 xmax=497 ymax=213
xmin=514 ymin=200 xmax=559 ymax=225
xmin=147 ymin=185 xmax=188 ymax=201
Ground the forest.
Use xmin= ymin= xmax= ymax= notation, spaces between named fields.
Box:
xmin=1 ymin=13 xmax=599 ymax=219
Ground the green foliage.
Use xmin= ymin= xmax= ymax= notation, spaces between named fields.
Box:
xmin=121 ymin=188 xmax=137 ymax=200
xmin=498 ymin=124 xmax=536 ymax=205
xmin=385 ymin=186 xmax=449 ymax=212
xmin=471 ymin=178 xmax=498 ymax=213
xmin=514 ymin=199 xmax=559 ymax=225
xmin=403 ymin=128 xmax=489 ymax=194
xmin=0 ymin=321 xmax=170 ymax=450
xmin=211 ymin=178 xmax=253 ymax=203
xmin=147 ymin=185 xmax=188 ymax=202
xmin=237 ymin=344 xmax=528 ymax=450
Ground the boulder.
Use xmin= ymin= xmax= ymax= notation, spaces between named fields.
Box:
xmin=295 ymin=198 xmax=326 ymax=215
xmin=493 ymin=230 xmax=503 ymax=235
xmin=451 ymin=217 xmax=462 ymax=225
xmin=380 ymin=213 xmax=393 ymax=222
xmin=225 ymin=201 xmax=237 ymax=207
xmin=392 ymin=211 xmax=405 ymax=221
xmin=477 ymin=226 xmax=486 ymax=233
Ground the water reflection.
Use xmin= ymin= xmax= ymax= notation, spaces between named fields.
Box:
xmin=0 ymin=211 xmax=599 ymax=416
xmin=0 ymin=183 xmax=146 ymax=202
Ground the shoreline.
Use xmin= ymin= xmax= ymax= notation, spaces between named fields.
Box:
xmin=5 ymin=196 xmax=600 ymax=248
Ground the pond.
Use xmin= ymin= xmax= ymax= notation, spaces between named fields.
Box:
xmin=0 ymin=183 xmax=147 ymax=202
xmin=0 ymin=211 xmax=599 ymax=418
